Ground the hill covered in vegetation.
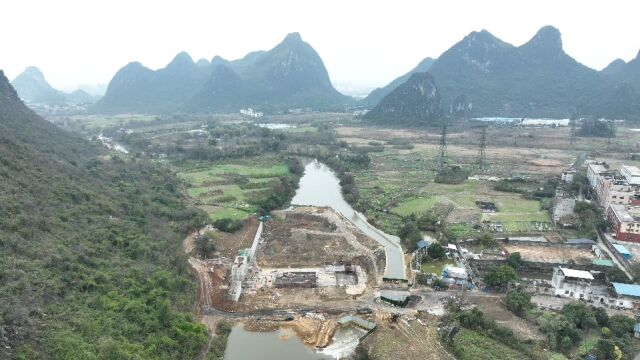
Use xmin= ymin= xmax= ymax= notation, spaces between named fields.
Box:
xmin=364 ymin=26 xmax=640 ymax=120
xmin=93 ymin=33 xmax=350 ymax=114
xmin=364 ymin=72 xmax=442 ymax=125
xmin=0 ymin=70 xmax=208 ymax=359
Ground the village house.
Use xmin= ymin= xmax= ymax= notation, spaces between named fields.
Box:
xmin=551 ymin=267 xmax=594 ymax=300
xmin=608 ymin=283 xmax=640 ymax=309
xmin=607 ymin=205 xmax=640 ymax=243
xmin=561 ymin=168 xmax=576 ymax=183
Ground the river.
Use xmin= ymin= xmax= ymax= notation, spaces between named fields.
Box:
xmin=290 ymin=160 xmax=406 ymax=280
xmin=224 ymin=160 xmax=405 ymax=359
xmin=225 ymin=326 xmax=332 ymax=360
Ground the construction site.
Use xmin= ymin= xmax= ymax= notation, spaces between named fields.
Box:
xmin=185 ymin=206 xmax=387 ymax=311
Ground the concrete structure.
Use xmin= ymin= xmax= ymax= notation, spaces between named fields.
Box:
xmin=553 ymin=193 xmax=576 ymax=227
xmin=232 ymin=255 xmax=249 ymax=282
xmin=229 ymin=255 xmax=250 ymax=301
xmin=551 ymin=267 xmax=594 ymax=300
xmin=592 ymin=259 xmax=615 ymax=267
xmin=248 ymin=221 xmax=263 ymax=261
xmin=610 ymin=282 xmax=640 ymax=309
xmin=607 ymin=205 xmax=640 ymax=243
xmin=380 ymin=290 xmax=410 ymax=307
xmin=613 ymin=244 xmax=632 ymax=261
xmin=443 ymin=265 xmax=467 ymax=279
xmin=587 ymin=163 xmax=608 ymax=189
xmin=621 ymin=165 xmax=640 ymax=185
xmin=595 ymin=175 xmax=637 ymax=208
xmin=561 ymin=168 xmax=576 ymax=183
xmin=634 ymin=323 xmax=640 ymax=339
xmin=274 ymin=272 xmax=317 ymax=288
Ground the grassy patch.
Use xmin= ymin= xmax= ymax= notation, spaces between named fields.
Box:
xmin=177 ymin=161 xmax=291 ymax=221
xmin=494 ymin=197 xmax=541 ymax=213
xmin=392 ymin=197 xmax=440 ymax=216
xmin=421 ymin=259 xmax=457 ymax=275
xmin=209 ymin=207 xmax=252 ymax=221
xmin=483 ymin=212 xmax=551 ymax=223
xmin=281 ymin=126 xmax=318 ymax=133
xmin=450 ymin=329 xmax=528 ymax=360
xmin=447 ymin=223 xmax=476 ymax=240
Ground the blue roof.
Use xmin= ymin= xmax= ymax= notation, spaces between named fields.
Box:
xmin=612 ymin=282 xmax=640 ymax=297
xmin=417 ymin=240 xmax=429 ymax=249
xmin=613 ymin=244 xmax=631 ymax=255
xmin=635 ymin=323 xmax=640 ymax=333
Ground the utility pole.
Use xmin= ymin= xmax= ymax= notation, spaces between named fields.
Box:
xmin=437 ymin=121 xmax=448 ymax=172
xmin=569 ymin=118 xmax=577 ymax=146
xmin=607 ymin=121 xmax=616 ymax=151
xmin=477 ymin=126 xmax=487 ymax=173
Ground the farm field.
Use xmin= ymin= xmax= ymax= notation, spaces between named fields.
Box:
xmin=56 ymin=114 xmax=158 ymax=131
xmin=335 ymin=126 xmax=562 ymax=237
xmin=176 ymin=158 xmax=291 ymax=221
xmin=449 ymin=329 xmax=537 ymax=360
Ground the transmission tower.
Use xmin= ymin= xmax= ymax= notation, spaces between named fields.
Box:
xmin=569 ymin=118 xmax=576 ymax=146
xmin=607 ymin=121 xmax=616 ymax=150
xmin=436 ymin=121 xmax=448 ymax=172
xmin=477 ymin=126 xmax=487 ymax=173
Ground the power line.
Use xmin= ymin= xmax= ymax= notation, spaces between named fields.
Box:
xmin=437 ymin=121 xmax=448 ymax=172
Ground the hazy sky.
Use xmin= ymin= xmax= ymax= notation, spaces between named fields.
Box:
xmin=2 ymin=0 xmax=639 ymax=95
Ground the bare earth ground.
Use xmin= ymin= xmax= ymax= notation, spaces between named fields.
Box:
xmin=258 ymin=207 xmax=385 ymax=285
xmin=469 ymin=295 xmax=545 ymax=341
xmin=503 ymin=244 xmax=595 ymax=264
xmin=363 ymin=313 xmax=453 ymax=360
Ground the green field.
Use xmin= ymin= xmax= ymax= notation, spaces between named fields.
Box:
xmin=392 ymin=196 xmax=440 ymax=216
xmin=177 ymin=160 xmax=289 ymax=221
xmin=450 ymin=329 xmax=531 ymax=360
xmin=178 ymin=164 xmax=288 ymax=186
xmin=62 ymin=114 xmax=157 ymax=130
xmin=421 ymin=259 xmax=457 ymax=275
xmin=281 ymin=126 xmax=318 ymax=133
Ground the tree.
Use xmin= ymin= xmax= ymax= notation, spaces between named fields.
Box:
xmin=484 ymin=265 xmax=517 ymax=289
xmin=560 ymin=302 xmax=597 ymax=330
xmin=457 ymin=308 xmax=486 ymax=330
xmin=538 ymin=313 xmax=579 ymax=352
xmin=476 ymin=232 xmax=497 ymax=248
xmin=194 ymin=234 xmax=215 ymax=259
xmin=505 ymin=288 xmax=531 ymax=316
xmin=427 ymin=242 xmax=446 ymax=260
xmin=606 ymin=268 xmax=629 ymax=283
xmin=506 ymin=252 xmax=523 ymax=271
xmin=592 ymin=306 xmax=609 ymax=328
xmin=399 ymin=221 xmax=422 ymax=251
xmin=630 ymin=262 xmax=640 ymax=282
xmin=608 ymin=315 xmax=634 ymax=338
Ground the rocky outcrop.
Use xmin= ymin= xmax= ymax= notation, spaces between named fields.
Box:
xmin=364 ymin=72 xmax=442 ymax=125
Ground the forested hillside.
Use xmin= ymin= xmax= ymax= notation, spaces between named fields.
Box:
xmin=0 ymin=70 xmax=208 ymax=359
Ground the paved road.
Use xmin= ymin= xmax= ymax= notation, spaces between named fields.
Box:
xmin=597 ymin=232 xmax=633 ymax=280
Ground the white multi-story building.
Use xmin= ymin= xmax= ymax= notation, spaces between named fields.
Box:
xmin=621 ymin=165 xmax=640 ymax=186
xmin=587 ymin=163 xmax=608 ymax=189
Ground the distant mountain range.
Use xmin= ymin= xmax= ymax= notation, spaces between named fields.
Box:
xmin=11 ymin=66 xmax=98 ymax=105
xmin=365 ymin=26 xmax=640 ymax=122
xmin=92 ymin=33 xmax=350 ymax=114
